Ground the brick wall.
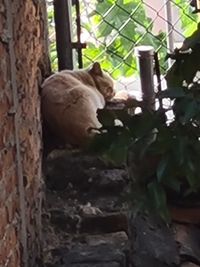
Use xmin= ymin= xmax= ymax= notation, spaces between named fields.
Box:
xmin=0 ymin=0 xmax=50 ymax=266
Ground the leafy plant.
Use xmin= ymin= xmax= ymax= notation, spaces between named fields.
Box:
xmin=174 ymin=0 xmax=197 ymax=37
xmin=166 ymin=23 xmax=200 ymax=87
xmin=89 ymin=23 xmax=200 ymax=222
xmin=46 ymin=0 xmax=58 ymax=71
xmin=82 ymin=0 xmax=168 ymax=78
xmin=46 ymin=0 xmax=197 ymax=76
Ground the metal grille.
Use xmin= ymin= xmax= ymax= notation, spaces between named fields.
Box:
xmin=47 ymin=0 xmax=198 ymax=91
xmin=80 ymin=0 xmax=197 ymax=77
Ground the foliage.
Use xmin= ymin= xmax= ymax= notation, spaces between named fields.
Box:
xmin=45 ymin=0 xmax=200 ymax=220
xmin=82 ymin=0 xmax=167 ymax=78
xmin=46 ymin=0 xmax=198 ymax=76
xmin=89 ymin=23 xmax=200 ymax=222
xmin=166 ymin=23 xmax=200 ymax=87
xmin=47 ymin=1 xmax=58 ymax=71
xmin=174 ymin=0 xmax=198 ymax=37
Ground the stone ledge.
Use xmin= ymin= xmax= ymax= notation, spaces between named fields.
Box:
xmin=53 ymin=244 xmax=127 ymax=267
xmin=170 ymin=206 xmax=200 ymax=224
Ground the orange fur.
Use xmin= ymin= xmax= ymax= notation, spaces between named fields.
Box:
xmin=41 ymin=62 xmax=115 ymax=146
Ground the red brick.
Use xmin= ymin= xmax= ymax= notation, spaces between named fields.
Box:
xmin=5 ymin=196 xmax=18 ymax=224
xmin=2 ymin=226 xmax=18 ymax=261
xmin=4 ymin=167 xmax=17 ymax=196
xmin=0 ymin=93 xmax=11 ymax=119
xmin=0 ymin=117 xmax=15 ymax=150
xmin=0 ymin=206 xmax=8 ymax=239
xmin=0 ymin=148 xmax=16 ymax=179
xmin=5 ymin=252 xmax=17 ymax=267
xmin=0 ymin=241 xmax=6 ymax=266
xmin=0 ymin=130 xmax=3 ymax=150
xmin=0 ymin=0 xmax=49 ymax=265
xmin=0 ymin=180 xmax=6 ymax=207
xmin=0 ymin=159 xmax=3 ymax=180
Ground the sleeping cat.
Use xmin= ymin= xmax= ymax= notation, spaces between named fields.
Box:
xmin=41 ymin=62 xmax=115 ymax=147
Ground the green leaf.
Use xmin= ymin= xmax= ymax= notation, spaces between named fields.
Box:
xmin=184 ymin=21 xmax=198 ymax=38
xmin=158 ymin=87 xmax=186 ymax=99
xmin=181 ymin=100 xmax=198 ymax=123
xmin=98 ymin=23 xmax=114 ymax=38
xmin=102 ymin=128 xmax=132 ymax=164
xmin=181 ymin=22 xmax=200 ymax=49
xmin=128 ymin=111 xmax=157 ymax=138
xmin=164 ymin=177 xmax=181 ymax=193
xmin=176 ymin=136 xmax=188 ymax=165
xmin=88 ymin=130 xmax=114 ymax=154
xmin=97 ymin=109 xmax=115 ymax=127
xmin=184 ymin=159 xmax=200 ymax=191
xmin=148 ymin=182 xmax=165 ymax=208
xmin=147 ymin=181 xmax=170 ymax=222
xmin=121 ymin=21 xmax=136 ymax=39
xmin=166 ymin=41 xmax=200 ymax=87
xmin=156 ymin=155 xmax=169 ymax=182
xmin=114 ymin=109 xmax=132 ymax=125
xmin=123 ymin=0 xmax=133 ymax=4
xmin=103 ymin=143 xmax=128 ymax=164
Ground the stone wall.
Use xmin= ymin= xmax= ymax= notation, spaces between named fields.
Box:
xmin=0 ymin=0 xmax=50 ymax=266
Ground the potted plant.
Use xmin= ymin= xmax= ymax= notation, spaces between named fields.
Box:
xmin=89 ymin=24 xmax=200 ymax=223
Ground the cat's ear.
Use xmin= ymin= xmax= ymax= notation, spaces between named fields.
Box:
xmin=90 ymin=62 xmax=103 ymax=76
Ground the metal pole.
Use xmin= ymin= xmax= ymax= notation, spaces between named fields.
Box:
xmin=54 ymin=0 xmax=73 ymax=70
xmin=74 ymin=0 xmax=83 ymax=68
xmin=164 ymin=0 xmax=174 ymax=67
xmin=135 ymin=46 xmax=155 ymax=111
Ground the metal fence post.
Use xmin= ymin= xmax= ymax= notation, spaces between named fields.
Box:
xmin=53 ymin=0 xmax=73 ymax=70
xmin=164 ymin=0 xmax=174 ymax=67
xmin=135 ymin=46 xmax=155 ymax=111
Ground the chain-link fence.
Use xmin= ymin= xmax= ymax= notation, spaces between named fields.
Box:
xmin=47 ymin=0 xmax=198 ymax=91
xmin=80 ymin=1 xmax=197 ymax=72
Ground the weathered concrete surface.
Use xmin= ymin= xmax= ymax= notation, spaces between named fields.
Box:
xmin=129 ymin=214 xmax=179 ymax=267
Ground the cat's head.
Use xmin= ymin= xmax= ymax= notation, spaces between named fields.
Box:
xmin=88 ymin=62 xmax=115 ymax=101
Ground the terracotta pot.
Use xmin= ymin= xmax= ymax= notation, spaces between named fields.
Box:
xmin=170 ymin=205 xmax=200 ymax=224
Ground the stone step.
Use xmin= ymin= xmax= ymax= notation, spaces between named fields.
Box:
xmin=50 ymin=209 xmax=128 ymax=234
xmin=80 ymin=212 xmax=128 ymax=234
xmin=55 ymin=244 xmax=127 ymax=267
xmin=181 ymin=263 xmax=200 ymax=267
xmin=82 ymin=231 xmax=128 ymax=248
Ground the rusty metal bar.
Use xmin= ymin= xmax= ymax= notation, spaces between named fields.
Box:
xmin=72 ymin=0 xmax=87 ymax=69
xmin=53 ymin=0 xmax=73 ymax=70
xmin=74 ymin=0 xmax=83 ymax=68
xmin=164 ymin=0 xmax=174 ymax=67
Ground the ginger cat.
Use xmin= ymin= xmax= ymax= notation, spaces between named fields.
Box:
xmin=41 ymin=62 xmax=115 ymax=147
